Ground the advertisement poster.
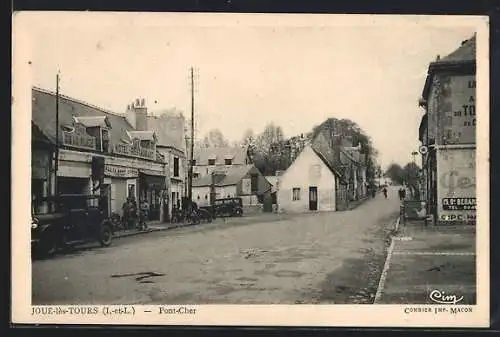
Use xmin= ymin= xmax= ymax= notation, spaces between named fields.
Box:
xmin=440 ymin=75 xmax=476 ymax=144
xmin=437 ymin=147 xmax=476 ymax=222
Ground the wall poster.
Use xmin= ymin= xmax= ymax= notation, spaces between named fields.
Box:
xmin=437 ymin=147 xmax=476 ymax=222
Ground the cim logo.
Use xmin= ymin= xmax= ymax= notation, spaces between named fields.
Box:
xmin=429 ymin=290 xmax=464 ymax=304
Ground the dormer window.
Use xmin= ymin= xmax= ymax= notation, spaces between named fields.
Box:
xmin=208 ymin=159 xmax=216 ymax=165
xmin=224 ymin=159 xmax=232 ymax=165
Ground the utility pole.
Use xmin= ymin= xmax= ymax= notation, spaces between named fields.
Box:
xmin=54 ymin=71 xmax=60 ymax=196
xmin=187 ymin=67 xmax=195 ymax=203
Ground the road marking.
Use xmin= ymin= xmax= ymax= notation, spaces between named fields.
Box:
xmin=374 ymin=218 xmax=399 ymax=304
xmin=392 ymin=251 xmax=475 ymax=256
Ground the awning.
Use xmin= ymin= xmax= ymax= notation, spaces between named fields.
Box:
xmin=139 ymin=170 xmax=166 ymax=190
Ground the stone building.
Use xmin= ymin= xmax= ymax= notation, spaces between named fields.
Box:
xmin=418 ymin=34 xmax=476 ymax=224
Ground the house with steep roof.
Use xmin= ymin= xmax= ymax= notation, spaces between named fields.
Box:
xmin=191 ymin=164 xmax=271 ymax=209
xmin=192 ymin=145 xmax=252 ymax=180
xmin=31 ymin=87 xmax=168 ymax=221
xmin=418 ymin=34 xmax=476 ymax=225
xmin=277 ymin=123 xmax=369 ymax=213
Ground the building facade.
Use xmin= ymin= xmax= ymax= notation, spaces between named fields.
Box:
xmin=277 ymin=145 xmax=340 ymax=213
xmin=32 ymin=88 xmax=168 ymax=221
xmin=418 ymin=35 xmax=476 ymax=224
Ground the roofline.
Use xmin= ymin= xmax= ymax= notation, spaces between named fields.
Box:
xmin=32 ymin=86 xmax=131 ymax=121
xmin=421 ymin=60 xmax=475 ymax=100
xmin=157 ymin=144 xmax=186 ymax=154
xmin=311 ymin=147 xmax=344 ymax=180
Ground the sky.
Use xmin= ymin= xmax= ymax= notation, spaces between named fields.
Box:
xmin=17 ymin=13 xmax=479 ymax=170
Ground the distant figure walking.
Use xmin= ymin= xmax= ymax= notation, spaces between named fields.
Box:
xmin=383 ymin=187 xmax=388 ymax=199
xmin=398 ymin=187 xmax=408 ymax=201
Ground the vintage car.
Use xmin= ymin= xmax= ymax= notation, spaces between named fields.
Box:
xmin=212 ymin=197 xmax=244 ymax=218
xmin=31 ymin=194 xmax=114 ymax=256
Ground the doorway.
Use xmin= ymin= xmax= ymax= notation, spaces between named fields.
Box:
xmin=309 ymin=186 xmax=318 ymax=211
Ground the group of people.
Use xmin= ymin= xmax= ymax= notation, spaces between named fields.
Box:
xmin=121 ymin=197 xmax=150 ymax=230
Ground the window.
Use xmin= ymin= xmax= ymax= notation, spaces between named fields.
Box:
xmin=224 ymin=159 xmax=232 ymax=165
xmin=102 ymin=129 xmax=110 ymax=152
xmin=193 ymin=173 xmax=200 ymax=179
xmin=251 ymin=174 xmax=258 ymax=193
xmin=292 ymin=188 xmax=301 ymax=201
xmin=192 ymin=159 xmax=196 ymax=166
xmin=208 ymin=159 xmax=216 ymax=165
xmin=173 ymin=157 xmax=179 ymax=177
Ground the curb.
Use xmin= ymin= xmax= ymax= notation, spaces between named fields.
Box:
xmin=374 ymin=216 xmax=400 ymax=304
xmin=113 ymin=224 xmax=192 ymax=239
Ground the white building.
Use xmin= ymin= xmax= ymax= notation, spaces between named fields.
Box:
xmin=277 ymin=144 xmax=342 ymax=213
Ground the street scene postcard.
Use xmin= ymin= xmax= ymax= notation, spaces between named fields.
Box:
xmin=12 ymin=12 xmax=490 ymax=327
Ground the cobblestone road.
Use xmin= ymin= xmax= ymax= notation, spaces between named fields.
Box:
xmin=32 ymin=188 xmax=401 ymax=305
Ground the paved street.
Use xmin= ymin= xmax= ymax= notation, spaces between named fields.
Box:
xmin=32 ymin=188 xmax=401 ymax=305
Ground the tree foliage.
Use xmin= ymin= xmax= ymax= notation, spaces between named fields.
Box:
xmin=385 ymin=162 xmax=421 ymax=196
xmin=248 ymin=123 xmax=291 ymax=176
xmin=200 ymin=128 xmax=229 ymax=148
xmin=385 ymin=163 xmax=405 ymax=185
xmin=312 ymin=118 xmax=379 ymax=181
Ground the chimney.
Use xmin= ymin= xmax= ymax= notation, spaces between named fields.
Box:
xmin=133 ymin=97 xmax=148 ymax=131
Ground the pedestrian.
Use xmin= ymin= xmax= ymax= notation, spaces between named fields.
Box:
xmin=139 ymin=198 xmax=149 ymax=230
xmin=402 ymin=188 xmax=407 ymax=200
xmin=130 ymin=197 xmax=138 ymax=229
xmin=398 ymin=188 xmax=403 ymax=201
xmin=383 ymin=186 xmax=388 ymax=199
xmin=122 ymin=199 xmax=130 ymax=229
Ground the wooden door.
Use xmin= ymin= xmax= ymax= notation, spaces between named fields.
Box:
xmin=309 ymin=186 xmax=318 ymax=211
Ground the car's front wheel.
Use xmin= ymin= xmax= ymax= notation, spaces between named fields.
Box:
xmin=99 ymin=224 xmax=113 ymax=247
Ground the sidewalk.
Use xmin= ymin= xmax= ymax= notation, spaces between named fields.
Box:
xmin=375 ymin=218 xmax=476 ymax=304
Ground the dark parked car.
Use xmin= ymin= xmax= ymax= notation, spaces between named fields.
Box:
xmin=212 ymin=197 xmax=243 ymax=217
xmin=31 ymin=194 xmax=114 ymax=256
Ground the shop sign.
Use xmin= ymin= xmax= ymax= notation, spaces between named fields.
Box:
xmin=437 ymin=148 xmax=476 ymax=221
xmin=104 ymin=164 xmax=138 ymax=178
